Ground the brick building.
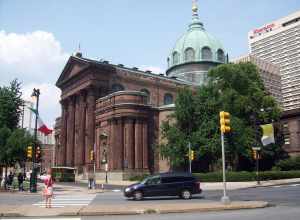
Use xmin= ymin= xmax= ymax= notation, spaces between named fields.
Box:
xmin=54 ymin=2 xmax=228 ymax=178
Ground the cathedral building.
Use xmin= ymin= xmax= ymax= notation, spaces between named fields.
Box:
xmin=54 ymin=2 xmax=227 ymax=179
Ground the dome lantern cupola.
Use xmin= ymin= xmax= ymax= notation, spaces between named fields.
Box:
xmin=166 ymin=0 xmax=228 ymax=85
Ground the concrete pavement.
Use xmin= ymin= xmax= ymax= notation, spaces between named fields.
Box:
xmin=2 ymin=178 xmax=300 ymax=217
xmin=0 ymin=201 xmax=268 ymax=217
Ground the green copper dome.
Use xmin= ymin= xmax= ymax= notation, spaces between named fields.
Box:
xmin=166 ymin=2 xmax=227 ymax=82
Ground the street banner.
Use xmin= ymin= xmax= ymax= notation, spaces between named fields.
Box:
xmin=260 ymin=123 xmax=275 ymax=146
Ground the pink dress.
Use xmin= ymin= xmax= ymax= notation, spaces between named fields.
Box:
xmin=43 ymin=175 xmax=54 ymax=196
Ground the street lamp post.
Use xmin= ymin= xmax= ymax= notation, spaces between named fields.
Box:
xmin=100 ymin=132 xmax=108 ymax=184
xmin=30 ymin=88 xmax=40 ymax=193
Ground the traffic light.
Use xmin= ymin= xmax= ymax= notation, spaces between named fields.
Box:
xmin=219 ymin=111 xmax=231 ymax=133
xmin=36 ymin=146 xmax=41 ymax=162
xmin=90 ymin=150 xmax=94 ymax=161
xmin=190 ymin=150 xmax=195 ymax=161
xmin=27 ymin=146 xmax=32 ymax=159
xmin=252 ymin=150 xmax=257 ymax=160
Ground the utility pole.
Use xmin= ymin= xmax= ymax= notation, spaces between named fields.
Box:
xmin=30 ymin=88 xmax=40 ymax=193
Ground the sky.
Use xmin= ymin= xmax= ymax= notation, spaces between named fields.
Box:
xmin=1 ymin=0 xmax=300 ymax=127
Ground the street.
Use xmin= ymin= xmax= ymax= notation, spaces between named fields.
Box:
xmin=1 ymin=182 xmax=300 ymax=219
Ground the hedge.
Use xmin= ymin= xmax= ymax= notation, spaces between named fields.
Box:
xmin=275 ymin=157 xmax=300 ymax=171
xmin=194 ymin=171 xmax=300 ymax=182
xmin=129 ymin=171 xmax=300 ymax=182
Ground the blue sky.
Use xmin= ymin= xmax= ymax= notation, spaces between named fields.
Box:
xmin=1 ymin=0 xmax=300 ymax=126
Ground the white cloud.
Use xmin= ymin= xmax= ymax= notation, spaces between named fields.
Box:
xmin=22 ymin=83 xmax=61 ymax=129
xmin=140 ymin=65 xmax=165 ymax=74
xmin=0 ymin=30 xmax=69 ymax=84
xmin=0 ymin=30 xmax=68 ymax=127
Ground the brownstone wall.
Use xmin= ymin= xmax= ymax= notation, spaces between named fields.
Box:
xmin=281 ymin=108 xmax=300 ymax=156
xmin=55 ymin=56 xmax=190 ymax=174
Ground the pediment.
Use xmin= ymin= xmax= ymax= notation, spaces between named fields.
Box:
xmin=56 ymin=56 xmax=90 ymax=88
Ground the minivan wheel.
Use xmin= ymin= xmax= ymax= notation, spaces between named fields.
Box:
xmin=181 ymin=189 xmax=192 ymax=199
xmin=133 ymin=191 xmax=143 ymax=200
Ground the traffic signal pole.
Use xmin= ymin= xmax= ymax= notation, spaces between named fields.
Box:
xmin=221 ymin=131 xmax=230 ymax=204
xmin=219 ymin=111 xmax=231 ymax=204
xmin=30 ymin=88 xmax=40 ymax=193
xmin=256 ymin=150 xmax=260 ymax=185
xmin=188 ymin=142 xmax=192 ymax=173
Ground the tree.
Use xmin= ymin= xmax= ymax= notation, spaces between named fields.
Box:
xmin=0 ymin=80 xmax=33 ymax=184
xmin=160 ymin=62 xmax=284 ymax=171
xmin=0 ymin=79 xmax=23 ymax=130
xmin=0 ymin=128 xmax=34 ymax=180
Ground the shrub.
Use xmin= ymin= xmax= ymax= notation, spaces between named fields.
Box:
xmin=194 ymin=171 xmax=300 ymax=182
xmin=275 ymin=157 xmax=300 ymax=171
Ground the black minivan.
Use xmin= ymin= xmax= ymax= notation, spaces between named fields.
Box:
xmin=124 ymin=173 xmax=202 ymax=200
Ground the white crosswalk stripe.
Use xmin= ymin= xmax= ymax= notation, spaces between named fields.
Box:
xmin=270 ymin=183 xmax=300 ymax=188
xmin=32 ymin=194 xmax=96 ymax=208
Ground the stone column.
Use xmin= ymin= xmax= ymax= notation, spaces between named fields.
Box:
xmin=114 ymin=118 xmax=123 ymax=170
xmin=59 ymin=100 xmax=68 ymax=166
xmin=66 ymin=96 xmax=75 ymax=167
xmin=74 ymin=95 xmax=83 ymax=167
xmin=134 ymin=119 xmax=143 ymax=169
xmin=79 ymin=92 xmax=86 ymax=166
xmin=124 ymin=118 xmax=135 ymax=169
xmin=85 ymin=88 xmax=96 ymax=166
xmin=109 ymin=120 xmax=116 ymax=170
xmin=142 ymin=121 xmax=148 ymax=169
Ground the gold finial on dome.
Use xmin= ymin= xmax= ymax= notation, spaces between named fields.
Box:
xmin=192 ymin=0 xmax=198 ymax=15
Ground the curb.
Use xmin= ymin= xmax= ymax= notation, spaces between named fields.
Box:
xmin=0 ymin=201 xmax=269 ymax=217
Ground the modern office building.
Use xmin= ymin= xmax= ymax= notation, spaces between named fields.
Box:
xmin=248 ymin=10 xmax=300 ymax=111
xmin=233 ymin=54 xmax=282 ymax=105
xmin=249 ymin=11 xmax=300 ymax=156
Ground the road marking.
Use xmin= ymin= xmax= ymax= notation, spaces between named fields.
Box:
xmin=112 ymin=189 xmax=121 ymax=192
xmin=6 ymin=218 xmax=80 ymax=220
xmin=32 ymin=194 xmax=96 ymax=208
xmin=290 ymin=184 xmax=300 ymax=187
xmin=271 ymin=185 xmax=282 ymax=188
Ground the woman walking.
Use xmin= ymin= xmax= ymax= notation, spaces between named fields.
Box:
xmin=43 ymin=168 xmax=54 ymax=208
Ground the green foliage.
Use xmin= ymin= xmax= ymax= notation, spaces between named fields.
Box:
xmin=275 ymin=157 xmax=300 ymax=171
xmin=193 ymin=171 xmax=300 ymax=182
xmin=0 ymin=80 xmax=34 ymax=168
xmin=0 ymin=79 xmax=23 ymax=130
xmin=160 ymin=62 xmax=284 ymax=171
xmin=129 ymin=174 xmax=150 ymax=182
xmin=0 ymin=128 xmax=34 ymax=167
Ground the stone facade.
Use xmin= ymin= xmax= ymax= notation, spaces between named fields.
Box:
xmin=54 ymin=54 xmax=192 ymax=177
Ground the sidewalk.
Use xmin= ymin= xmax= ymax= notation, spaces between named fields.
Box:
xmin=0 ymin=201 xmax=269 ymax=217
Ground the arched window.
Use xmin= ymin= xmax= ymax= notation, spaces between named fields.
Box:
xmin=201 ymin=47 xmax=212 ymax=60
xmin=141 ymin=89 xmax=150 ymax=103
xmin=167 ymin=58 xmax=170 ymax=67
xmin=172 ymin=51 xmax=179 ymax=65
xmin=111 ymin=84 xmax=125 ymax=92
xmin=164 ymin=93 xmax=174 ymax=105
xmin=217 ymin=49 xmax=225 ymax=62
xmin=184 ymin=48 xmax=195 ymax=62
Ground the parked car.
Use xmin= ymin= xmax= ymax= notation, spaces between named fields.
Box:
xmin=124 ymin=173 xmax=202 ymax=200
